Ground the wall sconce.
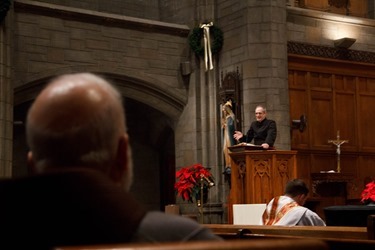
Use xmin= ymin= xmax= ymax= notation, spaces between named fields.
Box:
xmin=291 ymin=115 xmax=307 ymax=132
xmin=334 ymin=37 xmax=356 ymax=49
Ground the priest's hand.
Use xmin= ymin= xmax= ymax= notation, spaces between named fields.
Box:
xmin=233 ymin=131 xmax=243 ymax=141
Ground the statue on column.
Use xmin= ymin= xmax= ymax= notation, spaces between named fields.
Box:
xmin=222 ymin=99 xmax=236 ymax=186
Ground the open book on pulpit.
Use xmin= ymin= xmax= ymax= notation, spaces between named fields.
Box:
xmin=228 ymin=142 xmax=264 ymax=152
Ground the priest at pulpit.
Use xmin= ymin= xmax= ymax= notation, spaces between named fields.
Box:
xmin=233 ymin=105 xmax=277 ymax=149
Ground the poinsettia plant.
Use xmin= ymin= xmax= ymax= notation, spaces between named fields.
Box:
xmin=360 ymin=181 xmax=375 ymax=204
xmin=175 ymin=163 xmax=214 ymax=203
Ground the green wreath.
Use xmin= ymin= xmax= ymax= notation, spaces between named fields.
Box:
xmin=188 ymin=25 xmax=223 ymax=57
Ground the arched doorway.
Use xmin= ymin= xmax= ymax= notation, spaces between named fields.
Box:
xmin=13 ymin=93 xmax=176 ymax=212
xmin=125 ymin=98 xmax=176 ymax=210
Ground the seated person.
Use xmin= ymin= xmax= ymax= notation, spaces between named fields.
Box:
xmin=261 ymin=179 xmax=326 ymax=226
xmin=0 ymin=73 xmax=221 ymax=250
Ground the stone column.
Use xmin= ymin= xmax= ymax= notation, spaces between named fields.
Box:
xmin=0 ymin=6 xmax=13 ymax=177
xmin=175 ymin=0 xmax=224 ymax=223
xmin=195 ymin=0 xmax=223 ymax=223
xmin=242 ymin=0 xmax=290 ymax=150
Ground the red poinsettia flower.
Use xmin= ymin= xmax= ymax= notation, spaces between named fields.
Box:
xmin=175 ymin=163 xmax=213 ymax=202
xmin=360 ymin=181 xmax=375 ymax=204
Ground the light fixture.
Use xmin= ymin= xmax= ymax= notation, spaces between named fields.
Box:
xmin=291 ymin=115 xmax=307 ymax=132
xmin=334 ymin=37 xmax=356 ymax=49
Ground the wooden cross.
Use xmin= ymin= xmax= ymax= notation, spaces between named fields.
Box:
xmin=328 ymin=130 xmax=348 ymax=173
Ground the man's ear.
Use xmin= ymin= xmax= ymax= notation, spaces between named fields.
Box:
xmin=296 ymin=194 xmax=307 ymax=205
xmin=27 ymin=151 xmax=37 ymax=174
xmin=110 ymin=133 xmax=129 ymax=184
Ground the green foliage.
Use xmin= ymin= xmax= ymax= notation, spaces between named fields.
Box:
xmin=0 ymin=0 xmax=11 ymax=23
xmin=188 ymin=25 xmax=224 ymax=57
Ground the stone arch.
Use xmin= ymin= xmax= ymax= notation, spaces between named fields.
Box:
xmin=13 ymin=72 xmax=184 ymax=210
xmin=103 ymin=72 xmax=186 ymax=121
xmin=14 ymin=71 xmax=187 ymax=121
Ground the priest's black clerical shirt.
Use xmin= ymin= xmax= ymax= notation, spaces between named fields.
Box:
xmin=240 ymin=118 xmax=277 ymax=146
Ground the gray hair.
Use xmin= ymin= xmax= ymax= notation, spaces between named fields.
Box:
xmin=255 ymin=105 xmax=267 ymax=113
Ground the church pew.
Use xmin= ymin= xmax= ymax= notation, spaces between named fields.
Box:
xmin=205 ymin=214 xmax=375 ymax=240
xmin=368 ymin=215 xmax=375 ymax=240
xmin=55 ymin=238 xmax=328 ymax=250
xmin=204 ymin=222 xmax=375 ymax=250
xmin=240 ymin=234 xmax=375 ymax=250
xmin=54 ymin=216 xmax=375 ymax=250
xmin=204 ymin=224 xmax=368 ymax=240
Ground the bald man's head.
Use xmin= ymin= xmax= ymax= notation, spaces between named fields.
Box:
xmin=26 ymin=73 xmax=132 ymax=190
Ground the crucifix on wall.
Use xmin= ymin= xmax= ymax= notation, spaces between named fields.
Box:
xmin=328 ymin=130 xmax=348 ymax=173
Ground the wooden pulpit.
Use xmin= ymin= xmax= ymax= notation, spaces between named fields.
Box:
xmin=227 ymin=144 xmax=297 ymax=223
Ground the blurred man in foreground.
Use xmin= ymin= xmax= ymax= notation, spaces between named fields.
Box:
xmin=0 ymin=73 xmax=221 ymax=249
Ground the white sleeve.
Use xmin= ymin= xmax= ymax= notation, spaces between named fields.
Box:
xmin=297 ymin=209 xmax=326 ymax=226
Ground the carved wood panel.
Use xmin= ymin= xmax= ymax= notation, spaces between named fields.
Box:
xmin=228 ymin=149 xmax=297 ymax=223
xmin=359 ymin=97 xmax=375 ymax=149
xmin=289 ymin=54 xmax=375 ymax=203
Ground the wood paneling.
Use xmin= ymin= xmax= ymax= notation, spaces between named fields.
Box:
xmin=299 ymin=0 xmax=368 ymax=17
xmin=335 ymin=92 xmax=356 ymax=149
xmin=311 ymin=154 xmax=335 ymax=173
xmin=359 ymin=95 xmax=375 ymax=149
xmin=288 ymin=54 xmax=375 ymax=204
xmin=310 ymin=90 xmax=333 ymax=148
xmin=289 ymin=88 xmax=309 ymax=148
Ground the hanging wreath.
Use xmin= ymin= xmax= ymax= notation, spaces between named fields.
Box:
xmin=0 ymin=0 xmax=11 ymax=23
xmin=188 ymin=25 xmax=223 ymax=57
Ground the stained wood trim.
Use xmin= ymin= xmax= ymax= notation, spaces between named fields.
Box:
xmin=289 ymin=54 xmax=375 ymax=77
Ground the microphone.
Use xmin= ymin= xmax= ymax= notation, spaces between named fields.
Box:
xmin=200 ymin=174 xmax=215 ymax=187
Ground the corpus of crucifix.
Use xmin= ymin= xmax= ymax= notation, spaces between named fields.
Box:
xmin=328 ymin=131 xmax=349 ymax=173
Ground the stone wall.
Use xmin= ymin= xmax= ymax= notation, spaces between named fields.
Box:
xmin=11 ymin=0 xmax=190 ymax=212
xmin=0 ymin=3 xmax=13 ymax=177
xmin=27 ymin=0 xmax=160 ymax=20
xmin=218 ymin=0 xmax=291 ymax=150
xmin=287 ymin=6 xmax=375 ymax=53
